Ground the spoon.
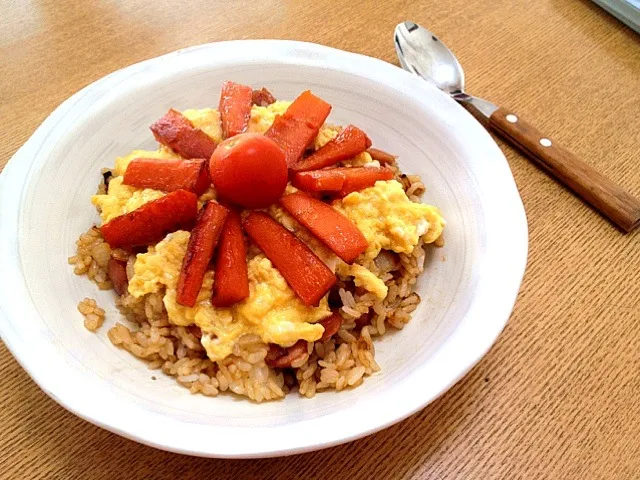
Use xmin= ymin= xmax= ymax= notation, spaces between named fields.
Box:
xmin=394 ymin=20 xmax=640 ymax=233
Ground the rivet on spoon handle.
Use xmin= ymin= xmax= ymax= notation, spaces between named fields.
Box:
xmin=490 ymin=107 xmax=640 ymax=232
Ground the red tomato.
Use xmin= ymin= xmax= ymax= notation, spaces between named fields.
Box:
xmin=209 ymin=133 xmax=288 ymax=209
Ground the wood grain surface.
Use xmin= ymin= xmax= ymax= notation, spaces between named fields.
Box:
xmin=1 ymin=1 xmax=639 ymax=478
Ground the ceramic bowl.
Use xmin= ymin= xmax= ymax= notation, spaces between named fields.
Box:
xmin=0 ymin=40 xmax=527 ymax=458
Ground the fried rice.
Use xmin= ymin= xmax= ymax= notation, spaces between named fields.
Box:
xmin=68 ymin=163 xmax=435 ymax=402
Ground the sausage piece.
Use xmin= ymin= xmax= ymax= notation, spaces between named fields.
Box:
xmin=251 ymin=87 xmax=276 ymax=107
xmin=318 ymin=313 xmax=343 ymax=341
xmin=265 ymin=340 xmax=308 ymax=368
xmin=366 ymin=147 xmax=397 ymax=164
xmin=107 ymin=258 xmax=129 ymax=296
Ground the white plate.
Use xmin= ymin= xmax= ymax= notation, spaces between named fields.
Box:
xmin=0 ymin=40 xmax=527 ymax=458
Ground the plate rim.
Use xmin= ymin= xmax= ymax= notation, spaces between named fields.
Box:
xmin=0 ymin=39 xmax=528 ymax=458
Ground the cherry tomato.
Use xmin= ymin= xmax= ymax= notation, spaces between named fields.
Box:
xmin=209 ymin=133 xmax=287 ymax=209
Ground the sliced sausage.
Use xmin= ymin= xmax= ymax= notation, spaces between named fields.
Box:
xmin=107 ymin=257 xmax=129 ymax=296
xmin=187 ymin=325 xmax=203 ymax=339
xmin=251 ymin=87 xmax=276 ymax=107
xmin=355 ymin=313 xmax=371 ymax=329
xmin=318 ymin=313 xmax=343 ymax=341
xmin=265 ymin=340 xmax=307 ymax=368
xmin=366 ymin=147 xmax=397 ymax=164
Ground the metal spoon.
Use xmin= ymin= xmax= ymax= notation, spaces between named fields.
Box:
xmin=394 ymin=20 xmax=640 ymax=233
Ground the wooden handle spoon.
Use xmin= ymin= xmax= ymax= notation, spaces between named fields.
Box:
xmin=394 ymin=20 xmax=640 ymax=233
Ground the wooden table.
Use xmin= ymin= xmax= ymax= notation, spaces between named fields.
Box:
xmin=1 ymin=1 xmax=639 ymax=478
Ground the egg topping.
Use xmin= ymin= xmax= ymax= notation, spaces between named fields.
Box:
xmin=127 ymin=231 xmax=329 ymax=361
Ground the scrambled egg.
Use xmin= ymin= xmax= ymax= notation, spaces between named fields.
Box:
xmin=91 ymin=176 xmax=165 ymax=224
xmin=344 ymin=151 xmax=380 ymax=168
xmin=313 ymin=124 xmax=340 ymax=150
xmin=248 ymin=101 xmax=291 ymax=133
xmin=333 ymin=180 xmax=446 ymax=259
xmin=182 ymin=108 xmax=223 ymax=143
xmin=339 ymin=263 xmax=388 ymax=299
xmin=127 ymin=231 xmax=329 ymax=361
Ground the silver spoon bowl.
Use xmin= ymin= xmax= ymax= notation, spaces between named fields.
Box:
xmin=395 ymin=21 xmax=497 ymax=118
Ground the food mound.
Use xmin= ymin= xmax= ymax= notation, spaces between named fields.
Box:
xmin=69 ymin=82 xmax=446 ymax=402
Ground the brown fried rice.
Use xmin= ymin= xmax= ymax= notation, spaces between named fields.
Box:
xmin=70 ymin=155 xmax=439 ymax=402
